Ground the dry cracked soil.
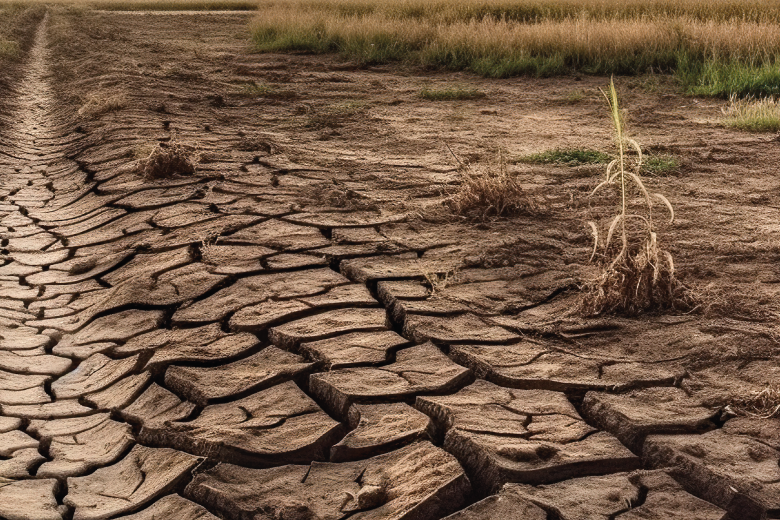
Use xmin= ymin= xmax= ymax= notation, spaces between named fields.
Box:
xmin=0 ymin=7 xmax=778 ymax=520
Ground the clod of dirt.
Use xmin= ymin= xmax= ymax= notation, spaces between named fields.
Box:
xmin=138 ymin=141 xmax=195 ymax=180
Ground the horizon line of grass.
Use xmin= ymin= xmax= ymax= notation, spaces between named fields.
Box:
xmin=0 ymin=0 xmax=258 ymax=10
xmin=251 ymin=10 xmax=780 ymax=98
xmin=256 ymin=0 xmax=780 ymax=25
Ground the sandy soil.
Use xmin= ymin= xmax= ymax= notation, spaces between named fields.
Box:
xmin=0 ymin=9 xmax=777 ymax=520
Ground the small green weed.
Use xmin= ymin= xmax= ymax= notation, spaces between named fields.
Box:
xmin=643 ymin=154 xmax=680 ymax=175
xmin=519 ymin=148 xmax=610 ymax=166
xmin=565 ymin=90 xmax=585 ymax=103
xmin=420 ymin=86 xmax=485 ymax=101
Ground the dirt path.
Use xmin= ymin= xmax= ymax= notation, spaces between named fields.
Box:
xmin=0 ymin=10 xmax=777 ymax=520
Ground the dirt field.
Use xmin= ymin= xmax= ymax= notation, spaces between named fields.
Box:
xmin=0 ymin=8 xmax=778 ymax=520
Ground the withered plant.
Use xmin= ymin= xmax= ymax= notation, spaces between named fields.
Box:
xmin=582 ymin=78 xmax=693 ymax=316
xmin=446 ymin=145 xmax=536 ymax=221
xmin=138 ymin=140 xmax=195 ymax=180
xmin=728 ymin=384 xmax=780 ymax=419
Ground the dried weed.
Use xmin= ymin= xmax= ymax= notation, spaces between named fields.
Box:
xmin=137 ymin=141 xmax=195 ymax=180
xmin=728 ymin=384 xmax=780 ymax=419
xmin=78 ymin=90 xmax=127 ymax=119
xmin=447 ymin=146 xmax=537 ymax=221
xmin=582 ymin=78 xmax=694 ymax=316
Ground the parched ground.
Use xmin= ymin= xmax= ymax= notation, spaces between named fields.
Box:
xmin=0 ymin=8 xmax=778 ymax=520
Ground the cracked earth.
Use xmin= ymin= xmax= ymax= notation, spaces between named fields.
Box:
xmin=0 ymin=7 xmax=779 ymax=520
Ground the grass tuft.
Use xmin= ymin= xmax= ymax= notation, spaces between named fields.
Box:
xmin=78 ymin=91 xmax=127 ymax=119
xmin=0 ymin=40 xmax=20 ymax=59
xmin=643 ymin=154 xmax=680 ymax=175
xmin=722 ymin=95 xmax=780 ymax=132
xmin=238 ymin=82 xmax=276 ymax=96
xmin=520 ymin=148 xmax=610 ymax=166
xmin=420 ymin=85 xmax=485 ymax=101
xmin=565 ymin=89 xmax=586 ymax=103
xmin=138 ymin=141 xmax=195 ymax=180
xmin=305 ymin=101 xmax=367 ymax=129
xmin=447 ymin=148 xmax=536 ymax=220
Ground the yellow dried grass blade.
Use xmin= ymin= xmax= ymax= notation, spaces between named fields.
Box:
xmin=653 ymin=193 xmax=675 ymax=223
xmin=605 ymin=214 xmax=622 ymax=250
xmin=628 ymin=138 xmax=643 ymax=168
xmin=624 ymin=214 xmax=651 ymax=227
xmin=664 ymin=251 xmax=675 ymax=276
xmin=589 ymin=179 xmax=613 ymax=198
xmin=605 ymin=159 xmax=617 ymax=182
xmin=587 ymin=221 xmax=599 ymax=262
xmin=625 ymin=171 xmax=652 ymax=208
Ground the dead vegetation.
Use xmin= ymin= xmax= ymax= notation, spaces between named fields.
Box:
xmin=446 ymin=146 xmax=537 ymax=221
xmin=78 ymin=90 xmax=127 ymax=118
xmin=728 ymin=385 xmax=780 ymax=419
xmin=137 ymin=141 xmax=195 ymax=180
xmin=581 ymin=79 xmax=694 ymax=316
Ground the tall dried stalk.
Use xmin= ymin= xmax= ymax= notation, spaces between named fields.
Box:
xmin=582 ymin=78 xmax=692 ymax=316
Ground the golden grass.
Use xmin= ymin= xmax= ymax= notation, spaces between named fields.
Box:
xmin=1 ymin=0 xmax=257 ymax=9
xmin=253 ymin=10 xmax=780 ymax=64
xmin=254 ymin=0 xmax=780 ymax=24
xmin=722 ymin=95 xmax=780 ymax=132
xmin=251 ymin=0 xmax=780 ymax=96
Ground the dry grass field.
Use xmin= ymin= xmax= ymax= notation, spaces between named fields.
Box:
xmin=250 ymin=0 xmax=780 ymax=98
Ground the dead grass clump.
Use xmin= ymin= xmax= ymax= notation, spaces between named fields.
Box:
xmin=78 ymin=91 xmax=127 ymax=119
xmin=447 ymin=147 xmax=536 ymax=220
xmin=138 ymin=141 xmax=195 ymax=180
xmin=728 ymin=385 xmax=780 ymax=419
xmin=582 ymin=79 xmax=694 ymax=316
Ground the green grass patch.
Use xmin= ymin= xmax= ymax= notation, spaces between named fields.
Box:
xmin=420 ymin=85 xmax=485 ymax=101
xmin=642 ymin=154 xmax=680 ymax=175
xmin=722 ymin=96 xmax=780 ymax=132
xmin=519 ymin=148 xmax=610 ymax=166
xmin=675 ymin=56 xmax=780 ymax=99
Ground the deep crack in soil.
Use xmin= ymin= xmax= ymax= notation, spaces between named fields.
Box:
xmin=0 ymin=8 xmax=777 ymax=520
